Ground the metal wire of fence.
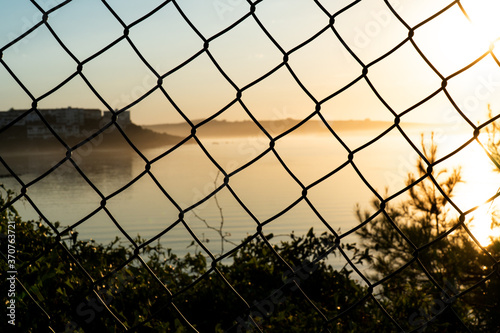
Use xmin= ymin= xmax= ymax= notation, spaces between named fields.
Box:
xmin=1 ymin=0 xmax=500 ymax=331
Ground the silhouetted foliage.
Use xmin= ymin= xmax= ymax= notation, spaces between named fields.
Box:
xmin=356 ymin=135 xmax=500 ymax=332
xmin=1 ymin=184 xmax=381 ymax=332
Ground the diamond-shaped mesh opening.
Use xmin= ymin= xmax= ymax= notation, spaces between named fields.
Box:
xmin=64 ymin=209 xmax=123 ymax=249
xmin=208 ymin=16 xmax=283 ymax=87
xmin=148 ymin=139 xmax=221 ymax=209
xmin=0 ymin=2 xmax=40 ymax=47
xmin=162 ymin=52 xmax=236 ymax=121
xmin=445 ymin=55 xmax=500 ymax=125
xmin=103 ymin=0 xmax=165 ymax=25
xmin=229 ymin=152 xmax=303 ymax=222
xmin=366 ymin=42 xmax=443 ymax=114
xmin=124 ymin=88 xmax=189 ymax=127
xmin=0 ymin=67 xmax=33 ymax=110
xmin=128 ymin=2 xmax=202 ymax=75
xmin=320 ymin=79 xmax=394 ymax=123
xmin=47 ymin=0 xmax=124 ymax=60
xmin=104 ymin=174 xmax=180 ymax=243
xmin=335 ymin=0 xmax=409 ymax=64
xmin=2 ymin=27 xmax=76 ymax=98
xmin=414 ymin=5 xmax=483 ymax=75
xmin=394 ymin=0 xmax=456 ymax=27
xmin=81 ymin=40 xmax=155 ymax=111
xmin=398 ymin=91 xmax=474 ymax=142
xmin=273 ymin=120 xmax=349 ymax=185
xmin=185 ymin=186 xmax=257 ymax=256
xmin=262 ymin=201 xmax=332 ymax=243
xmin=0 ymin=137 xmax=66 ymax=183
xmin=176 ymin=1 xmax=250 ymax=38
xmin=443 ymin=141 xmax=499 ymax=196
xmin=241 ymin=66 xmax=316 ymax=126
xmin=255 ymin=0 xmax=330 ymax=51
xmin=307 ymin=164 xmax=376 ymax=236
xmin=288 ymin=27 xmax=363 ymax=101
xmin=67 ymin=141 xmax=136 ymax=195
xmin=350 ymin=129 xmax=421 ymax=196
xmin=36 ymin=76 xmax=107 ymax=117
xmin=193 ymin=103 xmax=267 ymax=142
xmin=24 ymin=160 xmax=102 ymax=226
xmin=130 ymin=225 xmax=211 ymax=294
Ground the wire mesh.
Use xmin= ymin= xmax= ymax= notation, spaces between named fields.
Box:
xmin=1 ymin=0 xmax=500 ymax=331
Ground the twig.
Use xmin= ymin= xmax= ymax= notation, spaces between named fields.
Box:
xmin=191 ymin=171 xmax=237 ymax=255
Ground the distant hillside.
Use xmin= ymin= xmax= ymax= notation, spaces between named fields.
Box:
xmin=0 ymin=107 xmax=186 ymax=152
xmin=0 ymin=122 xmax=185 ymax=152
xmin=145 ymin=118 xmax=436 ymax=138
xmin=90 ymin=123 xmax=186 ymax=149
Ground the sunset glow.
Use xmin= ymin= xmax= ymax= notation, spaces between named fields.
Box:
xmin=450 ymin=135 xmax=500 ymax=247
xmin=466 ymin=204 xmax=500 ymax=247
xmin=463 ymin=0 xmax=500 ymax=46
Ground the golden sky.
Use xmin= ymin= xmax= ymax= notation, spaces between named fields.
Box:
xmin=0 ymin=0 xmax=499 ymax=125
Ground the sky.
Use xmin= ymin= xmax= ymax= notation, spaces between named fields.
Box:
xmin=0 ymin=0 xmax=499 ymax=125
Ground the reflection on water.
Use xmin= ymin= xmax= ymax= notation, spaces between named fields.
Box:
xmin=0 ymin=150 xmax=136 ymax=237
xmin=1 ymin=129 xmax=499 ymax=264
xmin=0 ymin=149 xmax=134 ymax=190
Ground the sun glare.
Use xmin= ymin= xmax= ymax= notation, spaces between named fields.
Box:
xmin=463 ymin=0 xmax=500 ymax=46
xmin=467 ymin=204 xmax=500 ymax=246
xmin=451 ymin=137 xmax=500 ymax=247
xmin=428 ymin=3 xmax=498 ymax=75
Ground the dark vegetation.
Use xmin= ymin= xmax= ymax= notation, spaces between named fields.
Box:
xmin=1 ymin=132 xmax=500 ymax=332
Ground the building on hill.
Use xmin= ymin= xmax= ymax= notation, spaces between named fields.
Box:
xmin=103 ymin=110 xmax=131 ymax=126
xmin=0 ymin=107 xmax=131 ymax=140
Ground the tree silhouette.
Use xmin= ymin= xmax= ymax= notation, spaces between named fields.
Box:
xmin=355 ymin=134 xmax=500 ymax=332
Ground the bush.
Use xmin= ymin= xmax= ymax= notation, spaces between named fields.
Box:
xmin=1 ymin=184 xmax=380 ymax=332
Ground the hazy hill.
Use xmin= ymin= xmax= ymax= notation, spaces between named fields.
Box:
xmin=145 ymin=118 xmax=435 ymax=138
xmin=0 ymin=123 xmax=184 ymax=152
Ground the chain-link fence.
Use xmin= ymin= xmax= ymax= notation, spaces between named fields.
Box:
xmin=1 ymin=0 xmax=500 ymax=331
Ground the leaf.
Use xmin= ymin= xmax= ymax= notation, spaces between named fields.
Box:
xmin=56 ymin=287 xmax=66 ymax=296
xmin=65 ymin=279 xmax=74 ymax=290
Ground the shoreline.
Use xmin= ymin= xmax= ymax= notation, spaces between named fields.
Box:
xmin=0 ymin=123 xmax=186 ymax=154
